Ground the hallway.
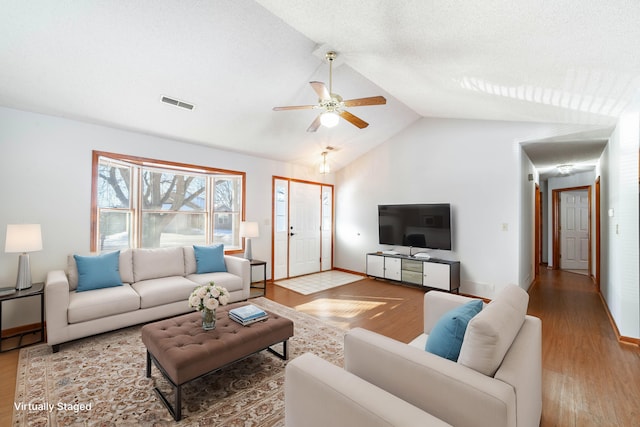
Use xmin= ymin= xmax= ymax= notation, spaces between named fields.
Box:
xmin=529 ymin=269 xmax=640 ymax=426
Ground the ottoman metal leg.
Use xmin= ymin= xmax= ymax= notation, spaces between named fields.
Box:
xmin=147 ymin=350 xmax=183 ymax=421
xmin=266 ymin=339 xmax=289 ymax=360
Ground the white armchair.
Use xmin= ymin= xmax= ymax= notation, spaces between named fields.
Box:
xmin=285 ymin=286 xmax=542 ymax=427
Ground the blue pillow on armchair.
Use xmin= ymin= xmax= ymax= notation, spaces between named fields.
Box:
xmin=193 ymin=244 xmax=227 ymax=274
xmin=425 ymin=299 xmax=483 ymax=361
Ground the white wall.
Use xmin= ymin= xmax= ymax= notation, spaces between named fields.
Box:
xmin=334 ymin=117 xmax=586 ymax=298
xmin=599 ymin=111 xmax=639 ymax=338
xmin=0 ymin=106 xmax=332 ymax=329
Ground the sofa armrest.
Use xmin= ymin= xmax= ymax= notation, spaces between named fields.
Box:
xmin=44 ymin=270 xmax=71 ymax=346
xmin=494 ymin=315 xmax=542 ymax=427
xmin=224 ymin=255 xmax=250 ymax=295
xmin=285 ymin=353 xmax=452 ymax=427
xmin=345 ymin=328 xmax=516 ymax=427
xmin=423 ymin=291 xmax=478 ymax=333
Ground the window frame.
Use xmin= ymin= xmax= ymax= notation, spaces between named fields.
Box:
xmin=91 ymin=150 xmax=246 ymax=253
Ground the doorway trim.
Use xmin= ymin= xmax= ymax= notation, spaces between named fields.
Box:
xmin=535 ymin=183 xmax=541 ymax=278
xmin=271 ymin=176 xmax=334 ymax=281
xmin=551 ymin=185 xmax=591 ymax=274
xmin=595 ymin=176 xmax=601 ymax=290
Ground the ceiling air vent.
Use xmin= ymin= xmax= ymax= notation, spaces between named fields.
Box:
xmin=161 ymin=95 xmax=194 ymax=111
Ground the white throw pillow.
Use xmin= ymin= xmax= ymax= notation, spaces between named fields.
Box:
xmin=457 ymin=284 xmax=529 ymax=376
xmin=132 ymin=247 xmax=185 ymax=282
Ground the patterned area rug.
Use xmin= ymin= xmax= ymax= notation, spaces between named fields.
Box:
xmin=274 ymin=271 xmax=363 ymax=295
xmin=13 ymin=298 xmax=345 ymax=426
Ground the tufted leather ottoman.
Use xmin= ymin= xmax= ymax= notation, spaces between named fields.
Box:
xmin=141 ymin=302 xmax=294 ymax=420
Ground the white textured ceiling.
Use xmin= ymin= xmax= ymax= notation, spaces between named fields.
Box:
xmin=2 ymin=0 xmax=639 ymax=172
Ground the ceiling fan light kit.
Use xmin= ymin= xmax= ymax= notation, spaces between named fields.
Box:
xmin=320 ymin=111 xmax=339 ymax=127
xmin=273 ymin=51 xmax=386 ymax=132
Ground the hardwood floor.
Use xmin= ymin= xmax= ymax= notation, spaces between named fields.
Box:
xmin=1 ymin=269 xmax=638 ymax=426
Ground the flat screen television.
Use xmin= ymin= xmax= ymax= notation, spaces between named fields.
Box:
xmin=378 ymin=203 xmax=452 ymax=250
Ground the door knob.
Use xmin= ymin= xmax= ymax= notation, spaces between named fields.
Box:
xmin=290 ymin=232 xmax=296 ymax=236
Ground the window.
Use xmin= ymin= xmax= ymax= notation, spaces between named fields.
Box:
xmin=91 ymin=151 xmax=245 ymax=252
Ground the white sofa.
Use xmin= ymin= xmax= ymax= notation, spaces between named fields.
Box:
xmin=45 ymin=246 xmax=250 ymax=352
xmin=285 ymin=285 xmax=542 ymax=427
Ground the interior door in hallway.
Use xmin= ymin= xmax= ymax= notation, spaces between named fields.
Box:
xmin=289 ymin=181 xmax=321 ymax=277
xmin=560 ymin=190 xmax=589 ymax=270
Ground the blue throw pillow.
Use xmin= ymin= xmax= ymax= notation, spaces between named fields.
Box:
xmin=425 ymin=299 xmax=483 ymax=361
xmin=194 ymin=244 xmax=227 ymax=274
xmin=74 ymin=251 xmax=123 ymax=292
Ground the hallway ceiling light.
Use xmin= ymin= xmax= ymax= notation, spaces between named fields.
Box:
xmin=557 ymin=164 xmax=574 ymax=175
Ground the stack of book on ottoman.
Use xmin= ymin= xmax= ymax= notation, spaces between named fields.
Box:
xmin=229 ymin=304 xmax=268 ymax=326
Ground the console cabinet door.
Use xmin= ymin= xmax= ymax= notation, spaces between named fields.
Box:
xmin=422 ymin=262 xmax=450 ymax=290
xmin=384 ymin=257 xmax=402 ymax=281
xmin=366 ymin=254 xmax=385 ymax=278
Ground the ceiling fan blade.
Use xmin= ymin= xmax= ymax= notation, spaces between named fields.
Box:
xmin=273 ymin=105 xmax=316 ymax=111
xmin=339 ymin=110 xmax=369 ymax=129
xmin=307 ymin=115 xmax=322 ymax=132
xmin=343 ymin=96 xmax=387 ymax=107
xmin=310 ymin=81 xmax=331 ymax=100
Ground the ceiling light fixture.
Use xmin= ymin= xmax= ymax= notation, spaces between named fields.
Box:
xmin=320 ymin=111 xmax=339 ymax=128
xmin=557 ymin=164 xmax=574 ymax=175
xmin=319 ymin=151 xmax=331 ymax=174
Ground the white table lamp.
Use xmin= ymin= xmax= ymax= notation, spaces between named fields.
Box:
xmin=5 ymin=224 xmax=43 ymax=290
xmin=239 ymin=221 xmax=259 ymax=260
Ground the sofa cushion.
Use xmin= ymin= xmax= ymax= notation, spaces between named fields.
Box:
xmin=425 ymin=299 xmax=483 ymax=361
xmin=131 ymin=276 xmax=199 ymax=309
xmin=132 ymin=247 xmax=185 ymax=282
xmin=187 ymin=272 xmax=243 ymax=292
xmin=457 ymin=284 xmax=529 ymax=376
xmin=67 ymin=249 xmax=134 ymax=291
xmin=193 ymin=244 xmax=227 ymax=273
xmin=74 ymin=251 xmax=123 ymax=292
xmin=68 ymin=283 xmax=140 ymax=323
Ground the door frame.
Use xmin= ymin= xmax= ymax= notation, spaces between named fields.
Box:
xmin=535 ymin=184 xmax=541 ymax=278
xmin=595 ymin=176 xmax=601 ymax=290
xmin=271 ymin=176 xmax=334 ymax=280
xmin=551 ymin=185 xmax=591 ymax=273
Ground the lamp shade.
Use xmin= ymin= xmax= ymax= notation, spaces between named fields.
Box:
xmin=239 ymin=221 xmax=259 ymax=238
xmin=5 ymin=224 xmax=43 ymax=253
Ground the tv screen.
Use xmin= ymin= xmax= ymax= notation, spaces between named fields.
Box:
xmin=378 ymin=203 xmax=452 ymax=250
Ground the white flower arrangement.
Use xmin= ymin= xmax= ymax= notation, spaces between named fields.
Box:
xmin=188 ymin=282 xmax=230 ymax=312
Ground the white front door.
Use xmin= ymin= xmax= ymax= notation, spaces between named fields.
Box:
xmin=289 ymin=181 xmax=321 ymax=277
xmin=560 ymin=190 xmax=589 ymax=270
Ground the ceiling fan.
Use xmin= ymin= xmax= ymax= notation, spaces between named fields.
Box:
xmin=273 ymin=51 xmax=387 ymax=132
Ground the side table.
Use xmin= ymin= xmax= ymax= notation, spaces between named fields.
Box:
xmin=0 ymin=282 xmax=45 ymax=352
xmin=249 ymin=259 xmax=267 ymax=297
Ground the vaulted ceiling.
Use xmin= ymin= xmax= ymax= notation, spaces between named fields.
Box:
xmin=2 ymin=1 xmax=639 ymax=173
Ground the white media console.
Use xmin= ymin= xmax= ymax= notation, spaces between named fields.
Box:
xmin=366 ymin=252 xmax=460 ymax=292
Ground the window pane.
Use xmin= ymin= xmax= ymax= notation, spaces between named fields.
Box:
xmin=142 ymin=170 xmax=206 ymax=212
xmin=141 ymin=213 xmax=206 ymax=247
xmin=98 ymin=210 xmax=132 ymax=250
xmin=214 ymin=177 xmax=241 ymax=212
xmin=98 ymin=163 xmax=130 ymax=208
xmin=213 ymin=212 xmax=240 ymax=247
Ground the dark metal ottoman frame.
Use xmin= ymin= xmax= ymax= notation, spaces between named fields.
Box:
xmin=146 ymin=338 xmax=289 ymax=421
